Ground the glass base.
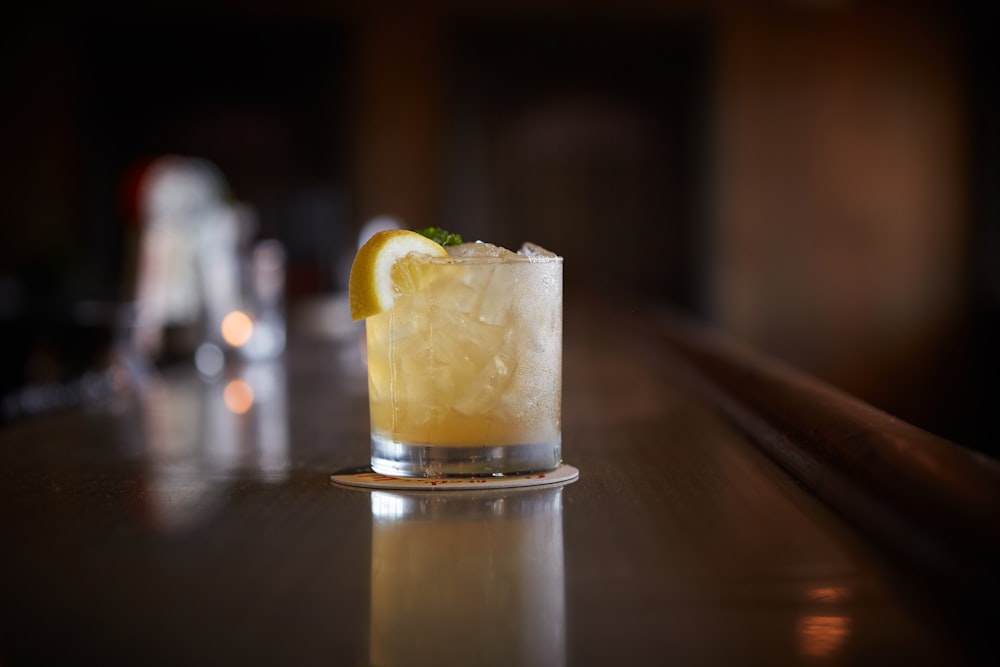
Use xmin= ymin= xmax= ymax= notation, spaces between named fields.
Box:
xmin=371 ymin=435 xmax=561 ymax=478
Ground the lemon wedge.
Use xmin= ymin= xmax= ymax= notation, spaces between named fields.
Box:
xmin=348 ymin=230 xmax=448 ymax=320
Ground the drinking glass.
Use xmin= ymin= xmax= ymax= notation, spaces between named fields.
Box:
xmin=365 ymin=245 xmax=562 ymax=477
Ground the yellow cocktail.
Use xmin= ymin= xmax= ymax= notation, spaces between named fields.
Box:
xmin=350 ymin=232 xmax=562 ymax=477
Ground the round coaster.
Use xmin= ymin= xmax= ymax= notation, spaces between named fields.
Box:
xmin=331 ymin=464 xmax=579 ymax=491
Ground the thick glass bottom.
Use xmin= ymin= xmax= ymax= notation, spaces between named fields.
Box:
xmin=371 ymin=435 xmax=562 ymax=478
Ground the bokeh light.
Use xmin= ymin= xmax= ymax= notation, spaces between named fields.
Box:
xmin=223 ymin=379 xmax=254 ymax=414
xmin=221 ymin=311 xmax=254 ymax=347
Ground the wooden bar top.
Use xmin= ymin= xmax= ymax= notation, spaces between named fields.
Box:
xmin=1 ymin=292 xmax=996 ymax=666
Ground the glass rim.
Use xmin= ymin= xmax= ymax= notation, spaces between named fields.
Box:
xmin=425 ymin=254 xmax=564 ymax=265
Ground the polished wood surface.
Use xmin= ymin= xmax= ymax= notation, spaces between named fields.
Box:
xmin=1 ymin=293 xmax=995 ymax=666
xmin=649 ymin=307 xmax=1000 ymax=614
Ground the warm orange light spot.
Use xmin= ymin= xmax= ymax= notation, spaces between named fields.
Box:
xmin=221 ymin=311 xmax=254 ymax=347
xmin=805 ymin=586 xmax=849 ymax=604
xmin=797 ymin=615 xmax=851 ymax=658
xmin=223 ymin=379 xmax=254 ymax=414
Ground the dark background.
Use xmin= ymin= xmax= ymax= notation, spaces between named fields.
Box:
xmin=2 ymin=0 xmax=997 ymax=456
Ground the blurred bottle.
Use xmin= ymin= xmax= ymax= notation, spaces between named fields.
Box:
xmin=122 ymin=156 xmax=242 ymax=363
xmin=117 ymin=155 xmax=285 ymax=378
xmin=239 ymin=238 xmax=286 ymax=362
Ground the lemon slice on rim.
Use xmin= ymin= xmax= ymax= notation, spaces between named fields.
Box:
xmin=348 ymin=230 xmax=448 ymax=320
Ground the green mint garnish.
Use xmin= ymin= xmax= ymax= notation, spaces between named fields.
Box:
xmin=416 ymin=227 xmax=462 ymax=247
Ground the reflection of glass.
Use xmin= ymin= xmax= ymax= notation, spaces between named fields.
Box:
xmin=368 ymin=487 xmax=566 ymax=667
xmin=797 ymin=586 xmax=852 ymax=658
xmin=137 ymin=375 xmax=215 ymax=531
xmin=797 ymin=615 xmax=851 ymax=658
xmin=242 ymin=360 xmax=290 ymax=482
xmin=367 ymin=247 xmax=563 ymax=477
xmin=134 ymin=359 xmax=290 ymax=531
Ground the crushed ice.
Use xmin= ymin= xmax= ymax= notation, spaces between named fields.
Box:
xmin=517 ymin=242 xmax=558 ymax=258
xmin=445 ymin=241 xmax=559 ymax=258
xmin=446 ymin=242 xmax=515 ymax=258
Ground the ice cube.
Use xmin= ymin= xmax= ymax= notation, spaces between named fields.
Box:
xmin=517 ymin=242 xmax=559 ymax=258
xmin=447 ymin=241 xmax=516 ymax=258
xmin=453 ymin=343 xmax=517 ymax=416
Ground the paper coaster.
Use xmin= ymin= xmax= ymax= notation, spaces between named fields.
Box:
xmin=331 ymin=464 xmax=579 ymax=491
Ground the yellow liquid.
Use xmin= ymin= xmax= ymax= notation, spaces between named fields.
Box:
xmin=366 ymin=255 xmax=562 ymax=450
xmin=368 ymin=488 xmax=566 ymax=667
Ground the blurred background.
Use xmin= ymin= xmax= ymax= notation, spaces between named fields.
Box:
xmin=1 ymin=0 xmax=997 ymax=456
